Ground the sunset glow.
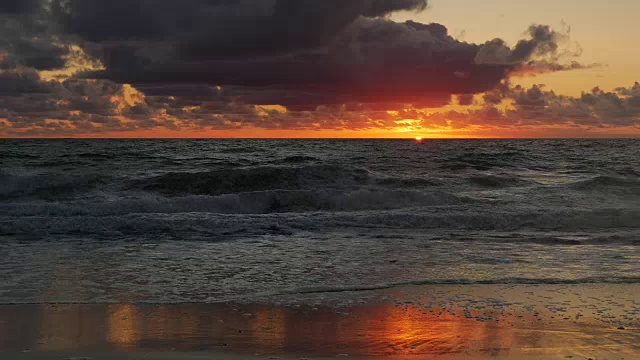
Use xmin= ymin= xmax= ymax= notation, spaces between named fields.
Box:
xmin=2 ymin=4 xmax=639 ymax=360
xmin=0 ymin=0 xmax=638 ymax=138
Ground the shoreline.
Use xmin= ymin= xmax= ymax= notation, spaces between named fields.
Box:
xmin=1 ymin=284 xmax=638 ymax=359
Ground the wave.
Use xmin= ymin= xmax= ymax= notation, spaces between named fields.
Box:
xmin=466 ymin=232 xmax=637 ymax=245
xmin=219 ymin=146 xmax=262 ymax=154
xmin=60 ymin=152 xmax=118 ymax=160
xmin=438 ymin=151 xmax=534 ymax=171
xmin=1 ymin=152 xmax=40 ymax=159
xmin=273 ymin=155 xmax=320 ymax=164
xmin=139 ymin=165 xmax=372 ymax=196
xmin=617 ymin=167 xmax=640 ymax=177
xmin=572 ymin=175 xmax=640 ymax=188
xmin=137 ymin=164 xmax=450 ymax=198
xmin=468 ymin=174 xmax=531 ymax=188
xmin=270 ymin=276 xmax=640 ymax=296
xmin=0 ymin=171 xmax=110 ymax=200
xmin=1 ymin=189 xmax=464 ymax=216
xmin=571 ymin=175 xmax=640 ymax=194
xmin=375 ymin=177 xmax=441 ymax=188
xmin=3 ymin=204 xmax=639 ymax=237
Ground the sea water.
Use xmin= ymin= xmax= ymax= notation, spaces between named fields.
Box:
xmin=1 ymin=139 xmax=639 ymax=303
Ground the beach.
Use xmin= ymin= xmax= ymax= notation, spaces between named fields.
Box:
xmin=2 ymin=0 xmax=640 ymax=354
xmin=2 ymin=139 xmax=639 ymax=359
xmin=2 ymin=284 xmax=639 ymax=359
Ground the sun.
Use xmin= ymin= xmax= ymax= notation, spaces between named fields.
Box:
xmin=415 ymin=136 xmax=423 ymax=142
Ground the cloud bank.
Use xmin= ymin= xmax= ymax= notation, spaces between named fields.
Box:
xmin=0 ymin=0 xmax=635 ymax=136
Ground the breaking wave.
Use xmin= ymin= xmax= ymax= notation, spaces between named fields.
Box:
xmin=274 ymin=276 xmax=640 ymax=295
xmin=468 ymin=174 xmax=532 ymax=188
xmin=2 ymin=204 xmax=639 ymax=237
xmin=572 ymin=175 xmax=640 ymax=192
xmin=273 ymin=155 xmax=320 ymax=164
xmin=2 ymin=189 xmax=464 ymax=216
xmin=0 ymin=171 xmax=110 ymax=200
xmin=139 ymin=165 xmax=373 ymax=196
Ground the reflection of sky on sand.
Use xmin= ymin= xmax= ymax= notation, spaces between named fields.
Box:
xmin=1 ymin=301 xmax=637 ymax=358
xmin=107 ymin=305 xmax=142 ymax=351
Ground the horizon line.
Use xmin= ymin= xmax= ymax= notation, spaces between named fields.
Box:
xmin=1 ymin=137 xmax=639 ymax=141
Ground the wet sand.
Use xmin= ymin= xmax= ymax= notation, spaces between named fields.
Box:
xmin=1 ymin=284 xmax=639 ymax=360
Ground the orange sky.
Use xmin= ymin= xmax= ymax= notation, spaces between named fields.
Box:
xmin=5 ymin=125 xmax=638 ymax=139
xmin=1 ymin=0 xmax=639 ymax=139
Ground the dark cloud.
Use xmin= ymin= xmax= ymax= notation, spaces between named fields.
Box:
xmin=0 ymin=68 xmax=53 ymax=95
xmin=420 ymin=82 xmax=640 ymax=130
xmin=0 ymin=0 xmax=42 ymax=14
xmin=0 ymin=0 xmax=70 ymax=70
xmin=52 ymin=0 xmax=427 ymax=53
xmin=457 ymin=94 xmax=475 ymax=106
xmin=0 ymin=35 xmax=69 ymax=70
xmin=33 ymin=0 xmax=581 ymax=110
xmin=0 ymin=69 xmax=141 ymax=134
xmin=0 ymin=0 xmax=612 ymax=136
xmin=5 ymin=1 xmax=583 ymax=95
xmin=2 ymin=72 xmax=639 ymax=136
xmin=511 ymin=25 xmax=560 ymax=62
xmin=72 ymin=18 xmax=503 ymax=109
xmin=615 ymin=82 xmax=640 ymax=97
xmin=475 ymin=25 xmax=581 ymax=67
xmin=510 ymin=61 xmax=602 ymax=77
xmin=84 ymin=21 xmax=581 ymax=111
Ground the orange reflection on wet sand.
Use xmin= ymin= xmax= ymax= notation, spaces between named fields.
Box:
xmin=107 ymin=304 xmax=142 ymax=351
xmin=0 ymin=301 xmax=635 ymax=359
xmin=250 ymin=306 xmax=287 ymax=351
xmin=365 ymin=306 xmax=491 ymax=356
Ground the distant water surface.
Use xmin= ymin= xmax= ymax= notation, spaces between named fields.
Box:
xmin=1 ymin=139 xmax=639 ymax=303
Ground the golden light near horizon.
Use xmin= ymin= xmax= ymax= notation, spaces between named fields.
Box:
xmin=1 ymin=1 xmax=639 ymax=139
xmin=415 ymin=136 xmax=424 ymax=142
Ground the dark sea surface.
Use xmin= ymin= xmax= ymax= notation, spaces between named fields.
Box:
xmin=1 ymin=139 xmax=639 ymax=304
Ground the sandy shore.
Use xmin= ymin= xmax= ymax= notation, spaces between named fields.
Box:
xmin=1 ymin=284 xmax=639 ymax=359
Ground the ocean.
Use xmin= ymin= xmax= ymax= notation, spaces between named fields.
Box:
xmin=1 ymin=139 xmax=639 ymax=304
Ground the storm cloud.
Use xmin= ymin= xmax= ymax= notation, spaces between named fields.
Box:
xmin=0 ymin=0 xmax=621 ymax=136
xmin=76 ymin=17 xmax=580 ymax=110
xmin=49 ymin=1 xmax=579 ymax=103
xmin=418 ymin=82 xmax=640 ymax=131
xmin=54 ymin=0 xmax=428 ymax=53
xmin=0 ymin=0 xmax=70 ymax=71
xmin=0 ymin=0 xmax=42 ymax=14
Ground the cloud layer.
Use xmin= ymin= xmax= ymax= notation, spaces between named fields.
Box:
xmin=420 ymin=82 xmax=640 ymax=131
xmin=0 ymin=0 xmax=635 ymax=136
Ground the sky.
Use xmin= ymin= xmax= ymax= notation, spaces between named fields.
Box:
xmin=1 ymin=0 xmax=639 ymax=138
xmin=393 ymin=0 xmax=640 ymax=96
